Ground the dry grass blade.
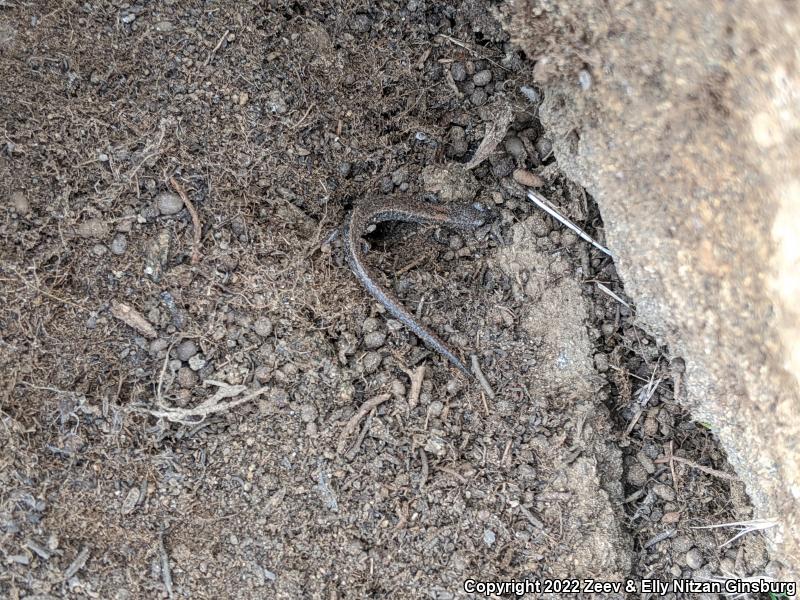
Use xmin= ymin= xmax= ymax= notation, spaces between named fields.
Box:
xmin=527 ymin=190 xmax=612 ymax=256
xmin=169 ymin=175 xmax=203 ymax=265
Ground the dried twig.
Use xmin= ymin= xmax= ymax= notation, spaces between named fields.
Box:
xmin=655 ymin=454 xmax=738 ymax=482
xmin=64 ymin=546 xmax=90 ymax=580
xmin=137 ymin=380 xmax=269 ymax=425
xmin=110 ymin=301 xmax=158 ymax=338
xmin=169 ymin=176 xmax=203 ymax=265
xmin=159 ymin=530 xmax=174 ymax=599
xmin=470 ymin=355 xmax=495 ymax=400
xmin=401 ymin=365 xmax=425 ymax=408
xmin=337 ymin=394 xmax=391 ymax=454
xmin=205 ymin=29 xmax=230 ymax=66
xmin=691 ymin=518 xmax=777 ymax=547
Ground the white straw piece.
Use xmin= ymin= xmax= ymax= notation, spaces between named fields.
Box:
xmin=526 ymin=189 xmax=612 ymax=257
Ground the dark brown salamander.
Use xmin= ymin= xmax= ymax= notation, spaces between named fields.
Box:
xmin=342 ymin=197 xmax=489 ymax=376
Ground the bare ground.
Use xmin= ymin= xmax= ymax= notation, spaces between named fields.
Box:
xmin=0 ymin=1 xmax=772 ymax=598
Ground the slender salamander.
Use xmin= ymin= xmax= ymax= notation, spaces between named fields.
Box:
xmin=342 ymin=197 xmax=490 ymax=376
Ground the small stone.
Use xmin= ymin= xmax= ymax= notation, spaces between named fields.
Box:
xmin=470 ymin=89 xmax=487 ymax=106
xmin=652 ymin=483 xmax=676 ymax=502
xmin=362 ymin=351 xmax=382 ymax=373
xmin=155 ymin=20 xmax=174 ymax=32
xmin=447 ymin=126 xmax=468 ymax=158
xmin=77 ymin=218 xmax=110 ymax=239
xmin=593 ymin=353 xmax=609 ymax=372
xmin=150 ymin=338 xmax=169 ymax=354
xmin=156 ymin=192 xmax=184 ymax=215
xmin=685 ymin=548 xmax=704 ymax=570
xmin=424 ymin=434 xmax=446 ymax=456
xmin=450 ymin=62 xmax=466 ymax=82
xmin=626 ymin=463 xmax=648 ymax=487
xmin=267 ymin=90 xmax=287 ymax=114
xmin=578 ymin=69 xmax=592 ymax=91
xmin=11 ymin=191 xmax=29 ymax=214
xmin=520 ymin=86 xmax=540 ymax=103
xmin=427 ymin=401 xmax=444 ymax=417
xmin=483 ymin=529 xmax=496 ymax=546
xmin=445 ymin=378 xmax=463 ymax=396
xmin=491 ymin=156 xmax=514 ymax=178
xmin=177 ymin=367 xmax=198 ymax=388
xmin=176 ymin=340 xmax=198 ymax=361
xmin=363 ymin=331 xmax=386 ymax=350
xmin=338 ymin=162 xmax=352 ymax=177
xmin=390 ymin=379 xmax=406 ymax=399
xmin=362 ymin=317 xmax=381 ymax=334
xmin=299 ymin=403 xmax=318 ymax=423
xmin=270 ymin=387 xmax=290 ymax=407
xmin=238 ymin=93 xmax=249 ymax=106
xmin=253 ymin=317 xmax=273 ymax=338
xmin=188 ymin=354 xmax=207 ymax=371
xmin=351 ymin=14 xmax=372 ymax=32
xmin=91 ymin=243 xmax=107 ymax=257
xmin=473 ymin=70 xmax=492 ymax=86
xmin=121 ymin=13 xmax=136 ymax=24
xmin=391 ymin=168 xmax=407 ymax=185
xmin=512 ymin=169 xmax=544 ymax=188
xmin=110 ymin=234 xmax=128 ymax=255
xmin=504 ymin=137 xmax=525 ymax=159
xmin=254 ymin=365 xmax=272 ymax=383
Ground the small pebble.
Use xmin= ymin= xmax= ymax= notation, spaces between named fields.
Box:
xmin=188 ymin=354 xmax=207 ymax=371
xmin=504 ymin=137 xmax=525 ymax=159
xmin=652 ymin=483 xmax=676 ymax=502
xmin=363 ymin=331 xmax=386 ymax=350
xmin=77 ymin=218 xmax=110 ymax=239
xmin=253 ymin=317 xmax=273 ymax=338
xmin=362 ymin=317 xmax=381 ymax=334
xmin=254 ymin=365 xmax=272 ymax=383
xmin=685 ymin=548 xmax=704 ymax=570
xmin=351 ymin=13 xmax=372 ymax=33
xmin=175 ymin=340 xmax=198 ymax=361
xmin=427 ymin=401 xmax=444 ymax=417
xmin=491 ymin=156 xmax=514 ymax=178
xmin=338 ymin=162 xmax=352 ymax=177
xmin=390 ymin=379 xmax=406 ymax=399
xmin=445 ymin=378 xmax=463 ymax=396
xmin=270 ymin=387 xmax=290 ymax=407
xmin=177 ymin=367 xmax=198 ymax=388
xmin=91 ymin=243 xmax=107 ymax=257
xmin=450 ymin=62 xmax=466 ymax=82
xmin=110 ymin=233 xmax=128 ymax=255
xmin=483 ymin=529 xmax=496 ymax=546
xmin=520 ymin=86 xmax=540 ymax=103
xmin=156 ymin=192 xmax=184 ymax=216
xmin=512 ymin=169 xmax=544 ymax=188
xmin=12 ymin=191 xmax=29 ymax=214
xmin=362 ymin=351 xmax=382 ymax=373
xmin=473 ymin=70 xmax=492 ymax=86
xmin=299 ymin=403 xmax=318 ymax=423
xmin=578 ymin=69 xmax=593 ymax=91
xmin=593 ymin=353 xmax=609 ymax=372
xmin=150 ymin=338 xmax=169 ymax=354
xmin=470 ymin=89 xmax=487 ymax=106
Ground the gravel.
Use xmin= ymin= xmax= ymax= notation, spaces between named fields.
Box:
xmin=110 ymin=234 xmax=128 ymax=255
xmin=473 ymin=70 xmax=492 ymax=86
xmin=253 ymin=317 xmax=273 ymax=337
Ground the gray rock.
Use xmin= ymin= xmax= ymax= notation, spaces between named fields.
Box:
xmin=473 ymin=69 xmax=492 ymax=86
xmin=77 ymin=218 xmax=110 ymax=239
xmin=363 ymin=351 xmax=382 ymax=373
xmin=685 ymin=548 xmax=704 ymax=570
xmin=110 ymin=234 xmax=128 ymax=255
xmin=253 ymin=317 xmax=273 ymax=338
xmin=451 ymin=62 xmax=467 ymax=82
xmin=176 ymin=340 xmax=198 ymax=361
xmin=363 ymin=331 xmax=386 ymax=350
xmin=156 ymin=192 xmax=184 ymax=215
